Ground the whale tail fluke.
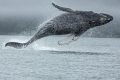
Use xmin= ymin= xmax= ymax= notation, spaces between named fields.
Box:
xmin=5 ymin=42 xmax=28 ymax=49
xmin=5 ymin=29 xmax=49 ymax=49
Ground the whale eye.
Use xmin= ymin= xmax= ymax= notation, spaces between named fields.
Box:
xmin=92 ymin=21 xmax=95 ymax=22
xmin=100 ymin=17 xmax=106 ymax=21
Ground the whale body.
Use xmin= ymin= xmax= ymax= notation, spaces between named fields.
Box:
xmin=5 ymin=3 xmax=113 ymax=49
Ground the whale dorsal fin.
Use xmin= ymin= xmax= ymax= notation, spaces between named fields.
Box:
xmin=52 ymin=3 xmax=75 ymax=13
xmin=52 ymin=3 xmax=94 ymax=14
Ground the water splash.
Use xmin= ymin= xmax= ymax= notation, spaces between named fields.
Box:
xmin=31 ymin=42 xmax=58 ymax=51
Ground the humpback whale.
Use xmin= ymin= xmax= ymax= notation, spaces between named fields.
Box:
xmin=5 ymin=3 xmax=113 ymax=49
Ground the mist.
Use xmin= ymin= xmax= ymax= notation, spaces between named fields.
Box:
xmin=0 ymin=0 xmax=120 ymax=37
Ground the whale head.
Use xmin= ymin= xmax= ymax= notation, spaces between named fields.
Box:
xmin=99 ymin=13 xmax=113 ymax=25
xmin=88 ymin=12 xmax=113 ymax=27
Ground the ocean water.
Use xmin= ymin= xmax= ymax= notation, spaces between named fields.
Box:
xmin=0 ymin=35 xmax=120 ymax=80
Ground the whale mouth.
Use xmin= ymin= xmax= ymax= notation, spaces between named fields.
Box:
xmin=100 ymin=13 xmax=113 ymax=21
xmin=106 ymin=16 xmax=113 ymax=22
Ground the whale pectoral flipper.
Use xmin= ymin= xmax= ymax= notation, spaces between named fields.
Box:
xmin=52 ymin=2 xmax=75 ymax=13
xmin=58 ymin=34 xmax=80 ymax=45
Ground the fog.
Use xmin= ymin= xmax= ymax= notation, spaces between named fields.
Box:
xmin=0 ymin=0 xmax=120 ymax=37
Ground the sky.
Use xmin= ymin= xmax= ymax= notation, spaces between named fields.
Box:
xmin=0 ymin=0 xmax=119 ymax=15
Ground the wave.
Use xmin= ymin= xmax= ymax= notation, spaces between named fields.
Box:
xmin=50 ymin=50 xmax=111 ymax=55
